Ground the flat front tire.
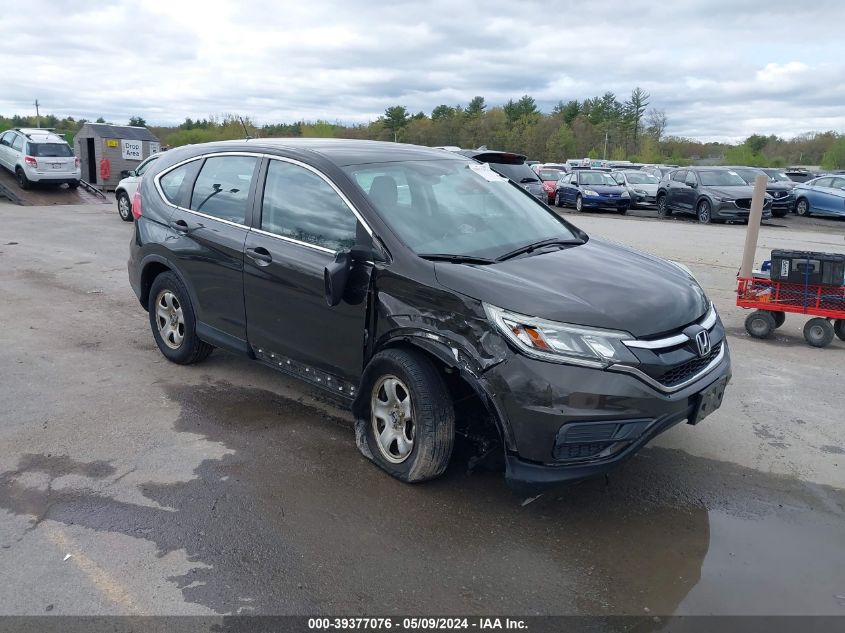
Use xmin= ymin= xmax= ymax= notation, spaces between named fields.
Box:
xmin=148 ymin=271 xmax=213 ymax=364
xmin=359 ymin=348 xmax=454 ymax=483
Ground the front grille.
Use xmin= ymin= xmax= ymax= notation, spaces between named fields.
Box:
xmin=558 ymin=442 xmax=610 ymax=460
xmin=735 ymin=198 xmax=751 ymax=209
xmin=657 ymin=342 xmax=722 ymax=388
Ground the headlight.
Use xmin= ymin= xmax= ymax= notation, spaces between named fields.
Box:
xmin=583 ymin=188 xmax=599 ymax=196
xmin=484 ymin=304 xmax=639 ymax=368
xmin=713 ymin=196 xmax=734 ymax=203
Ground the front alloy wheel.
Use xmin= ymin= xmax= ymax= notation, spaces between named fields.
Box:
xmin=575 ymin=194 xmax=583 ymax=212
xmin=371 ymin=376 xmax=415 ymax=464
xmin=796 ymin=199 xmax=810 ymax=216
xmin=657 ymin=195 xmax=669 ymax=218
xmin=697 ymin=199 xmax=712 ymax=224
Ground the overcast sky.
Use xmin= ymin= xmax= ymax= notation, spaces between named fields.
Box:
xmin=1 ymin=0 xmax=843 ymax=141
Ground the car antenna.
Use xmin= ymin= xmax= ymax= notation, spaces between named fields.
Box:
xmin=239 ymin=117 xmax=252 ymax=140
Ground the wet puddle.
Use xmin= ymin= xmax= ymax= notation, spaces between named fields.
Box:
xmin=1 ymin=380 xmax=843 ymax=615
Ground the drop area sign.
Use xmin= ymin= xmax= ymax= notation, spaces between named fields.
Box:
xmin=121 ymin=139 xmax=143 ymax=161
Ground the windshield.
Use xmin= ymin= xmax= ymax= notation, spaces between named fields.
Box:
xmin=28 ymin=142 xmax=73 ymax=157
xmin=538 ymin=169 xmax=562 ymax=181
xmin=343 ymin=159 xmax=579 ymax=259
xmin=579 ymin=172 xmax=618 ymax=186
xmin=698 ymin=170 xmax=747 ymax=186
xmin=763 ymin=169 xmax=791 ymax=182
xmin=731 ymin=169 xmax=765 ymax=184
xmin=486 ymin=161 xmax=539 ymax=183
xmin=623 ymin=172 xmax=658 ymax=184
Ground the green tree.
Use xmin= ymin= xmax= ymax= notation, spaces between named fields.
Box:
xmin=624 ymin=87 xmax=649 ymax=152
xmin=383 ymin=105 xmax=409 ymax=141
xmin=128 ymin=115 xmax=147 ymax=127
xmin=431 ymin=104 xmax=455 ymax=121
xmin=821 ymin=137 xmax=845 ymax=169
xmin=465 ymin=96 xmax=487 ymax=117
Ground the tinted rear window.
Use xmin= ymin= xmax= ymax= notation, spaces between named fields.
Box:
xmin=488 ymin=162 xmax=539 ymax=183
xmin=28 ymin=143 xmax=73 ymax=157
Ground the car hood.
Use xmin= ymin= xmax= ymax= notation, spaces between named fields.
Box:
xmin=583 ymin=184 xmax=626 ymax=194
xmin=630 ymin=183 xmax=658 ymax=194
xmin=434 ymin=237 xmax=708 ymax=337
xmin=703 ymin=184 xmax=761 ymax=198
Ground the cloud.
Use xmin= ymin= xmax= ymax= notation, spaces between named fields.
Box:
xmin=1 ymin=0 xmax=843 ymax=141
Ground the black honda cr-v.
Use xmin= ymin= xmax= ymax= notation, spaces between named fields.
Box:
xmin=128 ymin=139 xmax=731 ymax=490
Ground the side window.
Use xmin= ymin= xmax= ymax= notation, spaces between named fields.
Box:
xmin=190 ymin=156 xmax=258 ymax=224
xmin=685 ymin=172 xmax=697 ymax=186
xmin=814 ymin=177 xmax=833 ymax=188
xmin=613 ymin=173 xmax=624 ymax=184
xmin=672 ymin=170 xmax=687 ymax=182
xmin=136 ymin=157 xmax=157 ymax=176
xmin=0 ymin=132 xmax=11 ymax=147
xmin=11 ymin=135 xmax=24 ymax=152
xmin=832 ymin=177 xmax=845 ymax=189
xmin=159 ymin=162 xmax=195 ymax=205
xmin=261 ymin=160 xmax=358 ymax=251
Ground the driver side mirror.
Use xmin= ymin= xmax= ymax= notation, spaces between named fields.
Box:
xmin=323 ymin=245 xmax=373 ymax=307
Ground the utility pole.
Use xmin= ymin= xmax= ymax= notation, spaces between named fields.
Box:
xmin=34 ymin=99 xmax=41 ymax=128
xmin=603 ymin=130 xmax=608 ymax=160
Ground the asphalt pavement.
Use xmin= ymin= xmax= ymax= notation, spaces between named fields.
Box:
xmin=0 ymin=199 xmax=843 ymax=617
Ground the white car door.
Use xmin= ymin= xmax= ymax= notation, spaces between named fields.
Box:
xmin=0 ymin=132 xmax=13 ymax=170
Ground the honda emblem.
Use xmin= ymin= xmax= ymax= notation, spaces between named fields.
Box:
xmin=695 ymin=330 xmax=711 ymax=357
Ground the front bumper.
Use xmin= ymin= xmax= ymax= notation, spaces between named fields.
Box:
xmin=479 ymin=343 xmax=732 ymax=491
xmin=582 ymin=194 xmax=631 ymax=210
xmin=714 ymin=202 xmax=772 ymax=220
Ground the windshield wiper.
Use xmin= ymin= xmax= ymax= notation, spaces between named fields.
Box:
xmin=418 ymin=253 xmax=496 ymax=265
xmin=495 ymin=238 xmax=584 ymax=262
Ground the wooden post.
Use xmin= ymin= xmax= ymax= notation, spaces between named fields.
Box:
xmin=738 ymin=174 xmax=768 ymax=278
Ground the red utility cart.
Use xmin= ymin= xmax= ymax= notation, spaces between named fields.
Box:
xmin=736 ymin=277 xmax=845 ymax=347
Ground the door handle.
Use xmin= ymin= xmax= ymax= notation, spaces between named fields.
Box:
xmin=246 ymin=247 xmax=272 ymax=265
xmin=169 ymin=219 xmax=189 ymax=233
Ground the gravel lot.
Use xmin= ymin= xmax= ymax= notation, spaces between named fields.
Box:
xmin=0 ymin=199 xmax=843 ymax=617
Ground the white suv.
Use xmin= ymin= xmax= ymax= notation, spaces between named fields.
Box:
xmin=114 ymin=153 xmax=161 ymax=221
xmin=0 ymin=128 xmax=81 ymax=190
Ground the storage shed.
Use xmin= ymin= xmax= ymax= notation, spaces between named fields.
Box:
xmin=73 ymin=123 xmax=161 ymax=191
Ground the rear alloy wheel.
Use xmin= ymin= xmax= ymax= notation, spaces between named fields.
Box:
xmin=15 ymin=168 xmax=31 ymax=190
xmin=656 ymin=195 xmax=670 ymax=218
xmin=795 ymin=198 xmax=810 ymax=216
xmin=834 ymin=319 xmax=845 ymax=342
xmin=148 ymin=272 xmax=213 ymax=364
xmin=745 ymin=310 xmax=776 ymax=339
xmin=697 ymin=199 xmax=712 ymax=224
xmin=803 ymin=318 xmax=834 ymax=348
xmin=575 ymin=194 xmax=583 ymax=212
xmin=361 ymin=348 xmax=454 ymax=482
xmin=117 ymin=192 xmax=133 ymax=221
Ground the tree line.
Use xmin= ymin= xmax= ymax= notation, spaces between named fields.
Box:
xmin=2 ymin=88 xmax=844 ymax=168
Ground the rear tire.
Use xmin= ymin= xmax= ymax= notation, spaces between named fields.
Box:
xmin=745 ymin=310 xmax=776 ymax=339
xmin=795 ymin=198 xmax=810 ymax=216
xmin=67 ymin=180 xmax=80 ymax=189
xmin=15 ymin=168 xmax=30 ymax=190
xmin=803 ymin=318 xmax=834 ymax=348
xmin=772 ymin=311 xmax=786 ymax=328
xmin=148 ymin=272 xmax=213 ymax=364
xmin=359 ymin=348 xmax=455 ymax=483
xmin=117 ymin=191 xmax=133 ymax=221
xmin=834 ymin=319 xmax=845 ymax=342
